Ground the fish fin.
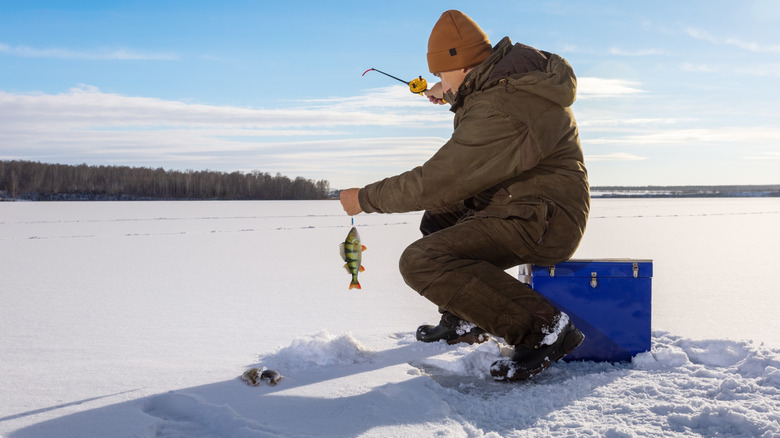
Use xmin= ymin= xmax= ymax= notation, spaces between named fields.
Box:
xmin=349 ymin=280 xmax=362 ymax=290
xmin=359 ymin=265 xmax=365 ymax=272
xmin=362 ymin=245 xmax=367 ymax=251
xmin=339 ymin=243 xmax=347 ymax=261
xmin=343 ymin=263 xmax=352 ymax=273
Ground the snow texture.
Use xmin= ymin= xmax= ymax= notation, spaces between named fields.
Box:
xmin=1 ymin=199 xmax=779 ymax=437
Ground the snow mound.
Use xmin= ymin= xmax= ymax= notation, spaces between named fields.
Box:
xmin=633 ymin=344 xmax=690 ymax=369
xmin=258 ymin=330 xmax=376 ymax=370
xmin=405 ymin=331 xmax=780 ymax=436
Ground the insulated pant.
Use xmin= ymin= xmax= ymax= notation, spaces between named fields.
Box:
xmin=400 ymin=206 xmax=562 ymax=348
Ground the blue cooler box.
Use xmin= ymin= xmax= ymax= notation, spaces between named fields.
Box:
xmin=529 ymin=259 xmax=653 ymax=362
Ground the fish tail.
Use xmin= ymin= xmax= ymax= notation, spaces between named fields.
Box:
xmin=349 ymin=278 xmax=362 ymax=290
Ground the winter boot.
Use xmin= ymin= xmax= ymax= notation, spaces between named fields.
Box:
xmin=490 ymin=315 xmax=584 ymax=381
xmin=415 ymin=312 xmax=489 ymax=345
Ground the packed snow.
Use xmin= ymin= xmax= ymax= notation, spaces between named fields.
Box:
xmin=1 ymin=198 xmax=779 ymax=437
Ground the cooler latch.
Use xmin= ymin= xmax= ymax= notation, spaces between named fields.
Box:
xmin=633 ymin=262 xmax=639 ymax=278
xmin=590 ymin=272 xmax=598 ymax=288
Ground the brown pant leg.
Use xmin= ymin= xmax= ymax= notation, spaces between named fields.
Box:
xmin=399 ymin=216 xmax=559 ymax=347
xmin=417 ymin=205 xmax=473 ymax=316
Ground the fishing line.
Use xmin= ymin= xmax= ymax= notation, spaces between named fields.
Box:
xmin=362 ymin=68 xmax=429 ymax=96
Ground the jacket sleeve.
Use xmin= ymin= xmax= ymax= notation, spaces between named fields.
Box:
xmin=358 ymin=96 xmax=545 ymax=214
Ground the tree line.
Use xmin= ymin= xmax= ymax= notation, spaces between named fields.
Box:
xmin=0 ymin=160 xmax=330 ymax=201
xmin=591 ymin=185 xmax=780 ymax=198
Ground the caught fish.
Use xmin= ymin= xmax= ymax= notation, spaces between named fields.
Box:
xmin=340 ymin=227 xmax=366 ymax=289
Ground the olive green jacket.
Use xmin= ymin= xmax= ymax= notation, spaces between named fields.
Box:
xmin=358 ymin=37 xmax=589 ymax=261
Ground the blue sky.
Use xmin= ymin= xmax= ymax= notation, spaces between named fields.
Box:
xmin=1 ymin=0 xmax=779 ymax=189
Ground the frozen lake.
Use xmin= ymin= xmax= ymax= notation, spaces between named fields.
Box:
xmin=3 ymin=198 xmax=777 ymax=346
xmin=1 ymin=198 xmax=779 ymax=437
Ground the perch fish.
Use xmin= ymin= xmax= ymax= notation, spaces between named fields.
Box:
xmin=340 ymin=227 xmax=366 ymax=290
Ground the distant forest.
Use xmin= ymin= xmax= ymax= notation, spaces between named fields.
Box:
xmin=0 ymin=160 xmax=330 ymax=201
xmin=1 ymin=160 xmax=777 ymax=201
xmin=591 ymin=185 xmax=780 ymax=198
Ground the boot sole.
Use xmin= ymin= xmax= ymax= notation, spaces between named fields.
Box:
xmin=416 ymin=324 xmax=490 ymax=345
xmin=491 ymin=327 xmax=585 ymax=382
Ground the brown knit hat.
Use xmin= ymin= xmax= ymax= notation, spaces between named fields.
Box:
xmin=427 ymin=10 xmax=492 ymax=73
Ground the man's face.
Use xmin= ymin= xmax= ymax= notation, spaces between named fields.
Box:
xmin=435 ymin=68 xmax=470 ymax=95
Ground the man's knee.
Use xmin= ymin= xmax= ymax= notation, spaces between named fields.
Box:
xmin=399 ymin=241 xmax=436 ymax=292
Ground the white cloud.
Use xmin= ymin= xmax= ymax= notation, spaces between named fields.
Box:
xmin=685 ymin=28 xmax=780 ymax=54
xmin=4 ymin=82 xmax=773 ymax=189
xmin=586 ymin=153 xmax=646 ymax=162
xmin=685 ymin=27 xmax=719 ymax=44
xmin=745 ymin=151 xmax=780 ymax=160
xmin=682 ymin=61 xmax=780 ymax=78
xmin=579 ymin=118 xmax=684 ymax=129
xmin=608 ymin=47 xmax=668 ymax=56
xmin=560 ymin=44 xmax=579 ymax=53
xmin=681 ymin=63 xmax=719 ymax=73
xmin=0 ymin=42 xmax=178 ymax=60
xmin=0 ymin=85 xmax=450 ymax=130
xmin=577 ymin=78 xmax=645 ymax=98
xmin=586 ymin=127 xmax=780 ymax=145
xmin=733 ymin=63 xmax=780 ymax=78
xmin=300 ymin=85 xmax=437 ymax=111
xmin=724 ymin=37 xmax=780 ymax=54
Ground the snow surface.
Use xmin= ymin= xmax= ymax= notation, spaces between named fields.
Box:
xmin=1 ymin=198 xmax=779 ymax=437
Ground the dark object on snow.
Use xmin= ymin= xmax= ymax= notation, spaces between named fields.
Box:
xmin=260 ymin=369 xmax=282 ymax=386
xmin=416 ymin=312 xmax=489 ymax=345
xmin=490 ymin=318 xmax=584 ymax=381
xmin=241 ymin=367 xmax=283 ymax=386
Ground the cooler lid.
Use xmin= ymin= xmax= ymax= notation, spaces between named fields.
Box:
xmin=532 ymin=259 xmax=653 ymax=278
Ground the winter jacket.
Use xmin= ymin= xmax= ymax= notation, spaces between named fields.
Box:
xmin=358 ymin=37 xmax=590 ymax=262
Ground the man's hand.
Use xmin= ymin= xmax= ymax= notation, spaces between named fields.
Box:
xmin=339 ymin=188 xmax=363 ymax=216
xmin=424 ymin=82 xmax=446 ymax=105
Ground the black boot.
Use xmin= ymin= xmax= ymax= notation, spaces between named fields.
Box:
xmin=416 ymin=312 xmax=489 ymax=345
xmin=490 ymin=316 xmax=584 ymax=381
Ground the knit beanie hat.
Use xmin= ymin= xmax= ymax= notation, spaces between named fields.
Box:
xmin=427 ymin=10 xmax=492 ymax=73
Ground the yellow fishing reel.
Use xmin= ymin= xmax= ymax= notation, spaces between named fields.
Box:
xmin=408 ymin=76 xmax=427 ymax=95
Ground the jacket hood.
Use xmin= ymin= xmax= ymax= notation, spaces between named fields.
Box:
xmin=449 ymin=37 xmax=577 ymax=109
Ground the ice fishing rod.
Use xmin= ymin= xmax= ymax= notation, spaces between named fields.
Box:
xmin=362 ymin=68 xmax=430 ymax=96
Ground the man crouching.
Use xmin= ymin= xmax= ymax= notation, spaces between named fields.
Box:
xmin=340 ymin=9 xmax=589 ymax=381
